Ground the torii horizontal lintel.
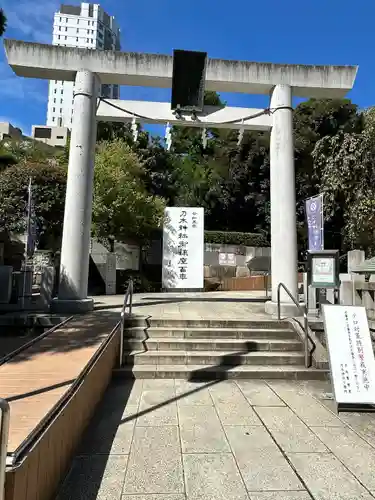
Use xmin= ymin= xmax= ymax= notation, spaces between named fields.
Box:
xmin=4 ymin=40 xmax=358 ymax=98
xmin=96 ymin=100 xmax=272 ymax=131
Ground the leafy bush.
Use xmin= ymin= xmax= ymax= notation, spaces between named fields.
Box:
xmin=0 ymin=162 xmax=67 ymax=249
xmin=204 ymin=231 xmax=268 ymax=247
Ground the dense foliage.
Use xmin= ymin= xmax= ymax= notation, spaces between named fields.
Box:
xmin=0 ymin=8 xmax=6 ymax=37
xmin=1 ymin=94 xmax=375 ymax=257
xmin=0 ymin=162 xmax=67 ymax=250
xmin=92 ymin=140 xmax=165 ymax=247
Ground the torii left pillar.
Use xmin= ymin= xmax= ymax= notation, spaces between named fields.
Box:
xmin=52 ymin=69 xmax=99 ymax=313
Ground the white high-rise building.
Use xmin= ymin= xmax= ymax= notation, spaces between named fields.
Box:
xmin=46 ymin=3 xmax=120 ymax=129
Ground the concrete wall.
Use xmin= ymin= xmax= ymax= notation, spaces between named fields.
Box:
xmin=0 ymin=122 xmax=23 ymax=140
xmin=204 ymin=244 xmax=270 ymax=279
xmin=31 ymin=125 xmax=68 ymax=147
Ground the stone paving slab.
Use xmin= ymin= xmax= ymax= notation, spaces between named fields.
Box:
xmin=236 ymin=380 xmax=286 ymax=406
xmin=288 ymin=452 xmax=374 ymax=499
xmin=225 ymin=425 xmax=304 ymax=492
xmin=249 ymin=493 xmax=311 ymax=500
xmin=95 ymin=292 xmax=271 ymax=320
xmin=255 ymin=406 xmax=328 ymax=453
xmin=183 ymin=453 xmax=249 ymax=500
xmin=57 ymin=455 xmax=128 ymax=500
xmin=178 ymin=405 xmax=231 ymax=453
xmin=215 ymin=401 xmax=262 ymax=426
xmin=57 ymin=379 xmax=375 ymax=500
xmin=122 ymin=496 xmax=185 ymax=500
xmin=311 ymin=426 xmax=375 ymax=492
xmin=123 ymin=426 xmax=184 ymax=495
xmin=268 ymin=381 xmax=343 ymax=427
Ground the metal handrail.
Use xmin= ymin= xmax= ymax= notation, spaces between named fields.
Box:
xmin=0 ymin=399 xmax=10 ymax=500
xmin=277 ymin=282 xmax=312 ymax=368
xmin=119 ymin=278 xmax=134 ymax=367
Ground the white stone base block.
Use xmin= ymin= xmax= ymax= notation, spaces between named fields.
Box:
xmin=51 ymin=297 xmax=94 ymax=314
xmin=265 ymin=300 xmax=302 ymax=318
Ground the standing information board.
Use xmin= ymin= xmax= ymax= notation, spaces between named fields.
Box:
xmin=162 ymin=207 xmax=204 ymax=289
xmin=322 ymin=304 xmax=375 ymax=412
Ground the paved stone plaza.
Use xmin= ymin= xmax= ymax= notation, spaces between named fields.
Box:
xmin=94 ymin=291 xmax=273 ymax=320
xmin=57 ymin=378 xmax=375 ymax=500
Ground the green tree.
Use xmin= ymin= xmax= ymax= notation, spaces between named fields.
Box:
xmin=291 ymin=98 xmax=363 ymax=252
xmin=313 ymin=113 xmax=375 ymax=254
xmin=0 ymin=161 xmax=67 ymax=250
xmin=92 ymin=139 xmax=165 ymax=247
xmin=0 ymin=8 xmax=6 ymax=37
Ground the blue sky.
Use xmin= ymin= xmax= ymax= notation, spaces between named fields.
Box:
xmin=0 ymin=0 xmax=373 ymax=136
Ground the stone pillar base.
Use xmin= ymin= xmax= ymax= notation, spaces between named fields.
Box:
xmin=265 ymin=300 xmax=302 ymax=318
xmin=51 ymin=297 xmax=94 ymax=314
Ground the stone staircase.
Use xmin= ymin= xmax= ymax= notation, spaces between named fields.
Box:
xmin=117 ymin=318 xmax=328 ymax=380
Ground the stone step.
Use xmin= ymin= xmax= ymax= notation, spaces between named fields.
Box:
xmin=114 ymin=364 xmax=329 ymax=381
xmin=125 ymin=327 xmax=297 ymax=340
xmin=125 ymin=350 xmax=305 ymax=366
xmin=124 ymin=337 xmax=303 ymax=352
xmin=147 ymin=319 xmax=292 ymax=329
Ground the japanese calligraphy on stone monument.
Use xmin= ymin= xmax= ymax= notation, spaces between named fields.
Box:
xmin=322 ymin=305 xmax=375 ymax=405
xmin=162 ymin=207 xmax=204 ymax=289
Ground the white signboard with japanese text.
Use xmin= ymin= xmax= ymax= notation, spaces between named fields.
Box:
xmin=162 ymin=207 xmax=204 ymax=289
xmin=312 ymin=257 xmax=335 ymax=285
xmin=322 ymin=305 xmax=375 ymax=405
xmin=219 ymin=253 xmax=236 ymax=266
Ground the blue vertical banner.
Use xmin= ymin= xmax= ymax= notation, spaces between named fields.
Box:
xmin=305 ymin=194 xmax=324 ymax=251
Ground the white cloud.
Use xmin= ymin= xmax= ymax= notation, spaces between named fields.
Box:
xmin=3 ymin=0 xmax=60 ymax=43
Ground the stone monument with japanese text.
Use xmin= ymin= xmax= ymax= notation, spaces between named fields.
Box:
xmin=162 ymin=207 xmax=204 ymax=290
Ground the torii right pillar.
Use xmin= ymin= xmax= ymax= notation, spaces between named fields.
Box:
xmin=265 ymin=84 xmax=299 ymax=316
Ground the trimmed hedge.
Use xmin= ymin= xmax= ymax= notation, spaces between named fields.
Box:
xmin=204 ymin=231 xmax=268 ymax=247
xmin=147 ymin=228 xmax=268 ymax=247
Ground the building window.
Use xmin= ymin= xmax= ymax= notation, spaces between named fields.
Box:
xmin=53 ymin=98 xmax=56 ymax=103
xmin=59 ymin=17 xmax=62 ymax=21
xmin=58 ymin=35 xmax=60 ymax=39
xmin=56 ymin=135 xmax=64 ymax=139
xmin=52 ymin=117 xmax=55 ymax=122
xmin=53 ymin=107 xmax=55 ymax=112
xmin=65 ymin=36 xmax=67 ymax=40
xmin=60 ymin=108 xmax=62 ymax=113
xmin=54 ymin=89 xmax=57 ymax=94
xmin=61 ymin=90 xmax=63 ymax=94
xmin=76 ymin=28 xmax=79 ymax=33
xmin=59 ymin=26 xmax=61 ymax=31
xmin=65 ymin=27 xmax=67 ymax=31
xmin=65 ymin=18 xmax=68 ymax=22
xmin=86 ymin=38 xmax=89 ymax=43
xmin=76 ymin=37 xmax=78 ymax=41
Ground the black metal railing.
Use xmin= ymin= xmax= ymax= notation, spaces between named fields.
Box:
xmin=277 ymin=282 xmax=314 ymax=368
xmin=119 ymin=278 xmax=134 ymax=367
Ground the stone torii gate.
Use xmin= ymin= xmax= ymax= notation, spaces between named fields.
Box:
xmin=4 ymin=40 xmax=357 ymax=314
